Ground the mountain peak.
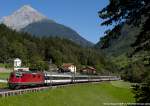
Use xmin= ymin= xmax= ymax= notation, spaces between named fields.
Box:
xmin=21 ymin=5 xmax=34 ymax=10
xmin=16 ymin=5 xmax=39 ymax=14
xmin=1 ymin=5 xmax=48 ymax=31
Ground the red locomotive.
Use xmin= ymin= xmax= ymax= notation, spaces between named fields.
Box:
xmin=8 ymin=71 xmax=44 ymax=89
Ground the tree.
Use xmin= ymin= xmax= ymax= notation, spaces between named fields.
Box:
xmin=99 ymin=0 xmax=150 ymax=103
xmin=99 ymin=0 xmax=149 ymax=25
xmin=0 ymin=36 xmax=9 ymax=63
xmin=133 ymin=83 xmax=150 ymax=103
xmin=99 ymin=0 xmax=150 ymax=50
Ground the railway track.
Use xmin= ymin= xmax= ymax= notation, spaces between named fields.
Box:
xmin=0 ymin=84 xmax=69 ymax=97
xmin=0 ymin=88 xmax=11 ymax=92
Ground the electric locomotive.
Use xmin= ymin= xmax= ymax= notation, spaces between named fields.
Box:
xmin=8 ymin=71 xmax=44 ymax=89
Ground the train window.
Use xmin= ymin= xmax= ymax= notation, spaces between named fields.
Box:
xmin=75 ymin=76 xmax=88 ymax=80
xmin=15 ymin=73 xmax=22 ymax=78
xmin=16 ymin=75 xmax=21 ymax=78
xmin=52 ymin=76 xmax=71 ymax=80
xmin=45 ymin=76 xmax=50 ymax=80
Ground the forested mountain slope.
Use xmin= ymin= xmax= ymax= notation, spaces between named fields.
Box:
xmin=0 ymin=24 xmax=115 ymax=74
xmin=97 ymin=0 xmax=150 ymax=84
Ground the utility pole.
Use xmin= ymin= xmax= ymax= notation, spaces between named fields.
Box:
xmin=73 ymin=68 xmax=75 ymax=83
xmin=49 ymin=59 xmax=52 ymax=86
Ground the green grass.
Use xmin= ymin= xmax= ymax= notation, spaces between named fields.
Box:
xmin=0 ymin=73 xmax=10 ymax=80
xmin=0 ymin=83 xmax=7 ymax=88
xmin=110 ymin=80 xmax=132 ymax=89
xmin=0 ymin=64 xmax=6 ymax=67
xmin=0 ymin=81 xmax=135 ymax=106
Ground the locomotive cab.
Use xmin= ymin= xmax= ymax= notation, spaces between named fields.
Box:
xmin=8 ymin=72 xmax=22 ymax=89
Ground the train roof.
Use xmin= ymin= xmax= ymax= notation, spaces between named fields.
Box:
xmin=44 ymin=72 xmax=72 ymax=77
xmin=11 ymin=71 xmax=43 ymax=74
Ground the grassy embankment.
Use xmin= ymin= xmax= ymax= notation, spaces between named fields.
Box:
xmin=0 ymin=73 xmax=10 ymax=80
xmin=0 ymin=71 xmax=11 ymax=88
xmin=0 ymin=63 xmax=11 ymax=80
xmin=0 ymin=83 xmax=7 ymax=88
xmin=0 ymin=81 xmax=135 ymax=106
xmin=0 ymin=73 xmax=10 ymax=88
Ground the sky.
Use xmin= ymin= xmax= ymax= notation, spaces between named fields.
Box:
xmin=0 ymin=0 xmax=109 ymax=43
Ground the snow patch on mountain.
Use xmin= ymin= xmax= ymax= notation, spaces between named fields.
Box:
xmin=1 ymin=5 xmax=50 ymax=31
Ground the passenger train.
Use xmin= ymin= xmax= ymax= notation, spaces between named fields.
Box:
xmin=8 ymin=71 xmax=119 ymax=89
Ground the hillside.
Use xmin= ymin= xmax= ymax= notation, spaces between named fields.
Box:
xmin=99 ymin=24 xmax=140 ymax=69
xmin=96 ymin=18 xmax=150 ymax=82
xmin=21 ymin=19 xmax=92 ymax=46
xmin=0 ymin=24 xmax=115 ymax=74
xmin=1 ymin=5 xmax=93 ymax=47
xmin=96 ymin=24 xmax=141 ymax=57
